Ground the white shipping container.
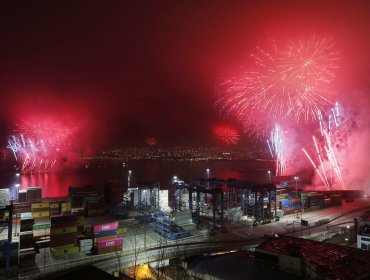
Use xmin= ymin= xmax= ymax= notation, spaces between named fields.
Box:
xmin=79 ymin=244 xmax=92 ymax=252
xmin=0 ymin=189 xmax=10 ymax=208
xmin=79 ymin=239 xmax=93 ymax=247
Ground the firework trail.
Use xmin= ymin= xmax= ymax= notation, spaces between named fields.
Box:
xmin=7 ymin=134 xmax=58 ymax=173
xmin=216 ymin=36 xmax=340 ymax=137
xmin=302 ymin=102 xmax=345 ymax=189
xmin=214 ymin=124 xmax=240 ymax=145
xmin=267 ymin=124 xmax=287 ymax=176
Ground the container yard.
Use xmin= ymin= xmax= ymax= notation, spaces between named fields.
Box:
xmin=0 ymin=180 xmax=368 ymax=279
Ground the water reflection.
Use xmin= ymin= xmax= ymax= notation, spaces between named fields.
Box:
xmin=2 ymin=160 xmax=272 ymax=198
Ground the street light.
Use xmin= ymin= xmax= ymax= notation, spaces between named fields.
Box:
xmin=294 ymin=176 xmax=299 ymax=218
xmin=294 ymin=176 xmax=299 ymax=193
xmin=14 ymin=183 xmax=20 ymax=237
xmin=128 ymin=170 xmax=132 ymax=188
xmin=15 ymin=184 xmax=20 ymax=201
xmin=172 ymin=176 xmax=178 ymax=184
xmin=267 ymin=170 xmax=272 ymax=183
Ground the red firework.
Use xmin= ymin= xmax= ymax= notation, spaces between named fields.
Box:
xmin=8 ymin=117 xmax=79 ymax=173
xmin=146 ymin=137 xmax=158 ymax=146
xmin=216 ymin=36 xmax=340 ymax=138
xmin=214 ymin=125 xmax=240 ymax=145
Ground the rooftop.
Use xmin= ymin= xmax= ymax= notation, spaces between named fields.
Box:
xmin=257 ymin=235 xmax=370 ymax=279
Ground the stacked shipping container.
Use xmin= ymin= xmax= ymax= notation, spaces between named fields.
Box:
xmin=85 ymin=201 xmax=105 ymax=217
xmin=96 ymin=238 xmax=123 ymax=255
xmin=18 ymin=190 xmax=27 ymax=203
xmin=104 ymin=181 xmax=124 ymax=206
xmin=49 ymin=202 xmax=60 ymax=216
xmin=18 ymin=231 xmax=36 ymax=267
xmin=61 ymin=202 xmax=71 ymax=215
xmin=68 ymin=186 xmax=101 ymax=208
xmin=307 ymin=192 xmax=325 ymax=210
xmin=79 ymin=238 xmax=93 ymax=253
xmin=13 ymin=202 xmax=31 ymax=216
xmin=93 ymin=222 xmax=122 ymax=255
xmin=26 ymin=187 xmax=42 ymax=203
xmin=31 ymin=202 xmax=50 ymax=221
xmin=0 ymin=189 xmax=9 ymax=208
xmin=50 ymin=215 xmax=78 ymax=257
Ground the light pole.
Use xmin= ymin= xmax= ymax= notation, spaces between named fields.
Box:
xmin=294 ymin=176 xmax=299 ymax=218
xmin=128 ymin=170 xmax=132 ymax=188
xmin=206 ymin=168 xmax=210 ymax=190
xmin=267 ymin=171 xmax=272 ymax=183
xmin=294 ymin=176 xmax=299 ymax=193
xmin=14 ymin=183 xmax=20 ymax=237
xmin=143 ymin=189 xmax=147 ymax=249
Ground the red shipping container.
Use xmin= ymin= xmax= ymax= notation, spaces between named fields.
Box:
xmin=50 ymin=232 xmax=77 ymax=247
xmin=93 ymin=222 xmax=119 ymax=233
xmin=97 ymin=245 xmax=122 ymax=255
xmin=94 ymin=235 xmax=117 ymax=242
xmin=51 ymin=220 xmax=77 ymax=229
xmin=96 ymin=237 xmax=122 ymax=249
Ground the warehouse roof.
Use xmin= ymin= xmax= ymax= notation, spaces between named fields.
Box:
xmin=257 ymin=235 xmax=370 ymax=279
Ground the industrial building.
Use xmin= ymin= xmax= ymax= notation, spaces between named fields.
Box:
xmin=255 ymin=235 xmax=370 ymax=279
xmin=354 ymin=210 xmax=370 ymax=250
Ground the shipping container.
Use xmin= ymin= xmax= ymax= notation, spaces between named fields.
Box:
xmin=20 ymin=212 xmax=33 ymax=219
xmin=93 ymin=229 xmax=118 ymax=238
xmin=49 ymin=202 xmax=60 ymax=208
xmin=79 ymin=239 xmax=93 ymax=247
xmin=18 ymin=190 xmax=27 ymax=203
xmin=96 ymin=245 xmax=122 ymax=255
xmin=50 ymin=232 xmax=77 ymax=247
xmin=61 ymin=202 xmax=71 ymax=210
xmin=77 ymin=225 xmax=84 ymax=233
xmin=93 ymin=221 xmax=119 ymax=233
xmin=20 ymin=218 xmax=34 ymax=232
xmin=26 ymin=187 xmax=42 ymax=203
xmin=31 ymin=202 xmax=50 ymax=210
xmin=49 ymin=211 xmax=60 ymax=216
xmin=19 ymin=248 xmax=36 ymax=267
xmin=50 ymin=226 xmax=77 ymax=235
xmin=33 ymin=223 xmax=50 ymax=231
xmin=94 ymin=235 xmax=117 ymax=242
xmin=96 ymin=237 xmax=123 ymax=249
xmin=50 ymin=245 xmax=79 ymax=256
xmin=79 ymin=244 xmax=92 ymax=252
xmin=117 ymin=227 xmax=128 ymax=234
xmin=51 ymin=214 xmax=77 ymax=223
xmin=32 ymin=211 xmax=49 ymax=218
xmin=19 ymin=232 xmax=34 ymax=250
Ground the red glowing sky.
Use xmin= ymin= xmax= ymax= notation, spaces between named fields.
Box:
xmin=0 ymin=1 xmax=370 ymax=148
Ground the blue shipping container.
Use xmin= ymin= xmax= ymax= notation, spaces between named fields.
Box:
xmin=93 ymin=229 xmax=117 ymax=238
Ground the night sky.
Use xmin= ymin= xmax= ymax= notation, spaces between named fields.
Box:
xmin=1 ymin=1 xmax=370 ymax=149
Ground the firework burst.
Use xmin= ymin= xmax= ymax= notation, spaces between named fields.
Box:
xmin=216 ymin=36 xmax=340 ymax=137
xmin=7 ymin=118 xmax=78 ymax=173
xmin=146 ymin=137 xmax=158 ymax=146
xmin=214 ymin=124 xmax=240 ymax=145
